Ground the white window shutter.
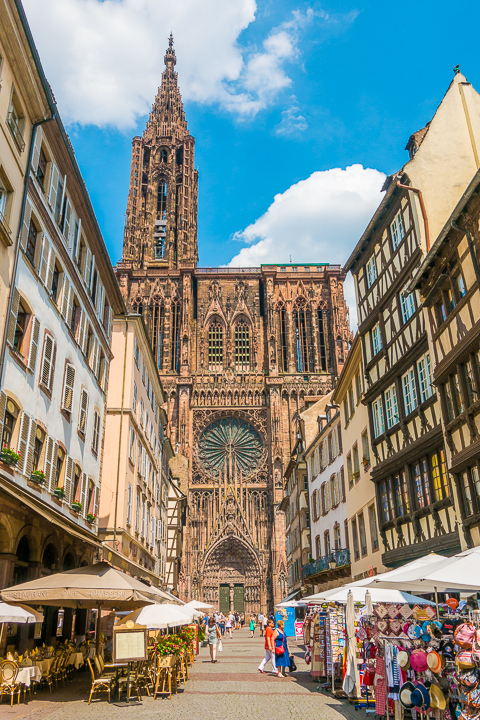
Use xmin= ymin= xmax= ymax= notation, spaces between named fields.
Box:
xmin=62 ymin=363 xmax=76 ymax=412
xmin=6 ymin=288 xmax=20 ymax=347
xmin=103 ymin=358 xmax=109 ymax=393
xmin=39 ymin=235 xmax=50 ymax=285
xmin=28 ymin=316 xmax=40 ymax=373
xmin=46 ymin=248 xmax=56 ymax=293
xmin=20 ymin=200 xmax=32 ymax=253
xmin=0 ymin=392 xmax=6 ymax=444
xmin=77 ymin=308 xmax=85 ymax=351
xmin=84 ymin=247 xmax=92 ymax=287
xmin=63 ymin=198 xmax=72 ymax=244
xmin=97 ymin=282 xmax=104 ymax=318
xmin=44 ymin=437 xmax=55 ymax=491
xmin=18 ymin=413 xmax=31 ymax=475
xmin=31 ymin=128 xmax=42 ymax=173
xmin=41 ymin=335 xmax=56 ymax=390
xmin=48 ymin=164 xmax=59 ymax=210
xmin=80 ymin=473 xmax=88 ymax=516
xmin=25 ymin=418 xmax=37 ymax=478
xmin=94 ymin=485 xmax=100 ymax=517
xmin=61 ymin=277 xmax=70 ymax=319
xmin=65 ymin=457 xmax=74 ymax=504
xmin=107 ymin=306 xmax=113 ymax=340
xmin=78 ymin=389 xmax=89 ymax=435
xmin=67 ymin=285 xmax=75 ymax=329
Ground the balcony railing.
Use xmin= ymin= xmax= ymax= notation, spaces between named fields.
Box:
xmin=301 ymin=548 xmax=350 ymax=579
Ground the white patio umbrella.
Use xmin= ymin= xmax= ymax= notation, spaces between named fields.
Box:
xmin=121 ymin=603 xmax=195 ymax=629
xmin=183 ymin=600 xmax=215 ymax=611
xmin=304 ymin=586 xmax=435 ymax=605
xmin=0 ymin=602 xmax=43 ymax=623
xmin=343 ymin=590 xmax=359 ymax=697
xmin=275 ymin=600 xmax=307 ymax=608
xmin=368 ymin=546 xmax=480 ymax=594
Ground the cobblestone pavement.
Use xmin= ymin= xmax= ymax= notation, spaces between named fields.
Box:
xmin=0 ymin=630 xmax=361 ymax=720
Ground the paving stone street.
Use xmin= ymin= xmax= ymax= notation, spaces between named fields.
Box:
xmin=0 ymin=630 xmax=361 ymax=720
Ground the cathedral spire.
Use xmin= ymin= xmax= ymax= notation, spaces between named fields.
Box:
xmin=121 ymin=35 xmax=198 ymax=270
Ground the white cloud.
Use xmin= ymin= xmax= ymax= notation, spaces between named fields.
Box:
xmin=227 ymin=164 xmax=386 ymax=328
xmin=274 ymin=96 xmax=308 ymax=136
xmin=21 ymin=1 xmax=352 ymax=128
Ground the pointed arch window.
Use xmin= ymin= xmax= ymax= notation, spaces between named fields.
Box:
xmin=208 ymin=320 xmax=223 ymax=371
xmin=278 ymin=306 xmax=288 ymax=372
xmin=152 ymin=303 xmax=165 ymax=371
xmin=157 ymin=180 xmax=167 ymax=219
xmin=235 ymin=321 xmax=250 ymax=371
xmin=293 ymin=303 xmax=314 ymax=373
xmin=160 ymin=149 xmax=168 ymax=163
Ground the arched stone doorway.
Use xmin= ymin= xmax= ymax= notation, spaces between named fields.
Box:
xmin=201 ymin=535 xmax=262 ymax=615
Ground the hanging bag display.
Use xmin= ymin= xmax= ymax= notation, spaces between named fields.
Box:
xmin=455 ymin=623 xmax=476 ymax=650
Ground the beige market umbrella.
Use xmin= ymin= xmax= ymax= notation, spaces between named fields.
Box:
xmin=1 ymin=562 xmax=166 ymax=654
xmin=0 ymin=602 xmax=44 ymax=623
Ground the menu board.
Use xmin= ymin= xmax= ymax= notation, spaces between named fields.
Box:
xmin=113 ymin=627 xmax=147 ymax=663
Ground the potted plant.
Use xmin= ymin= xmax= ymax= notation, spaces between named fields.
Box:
xmin=71 ymin=501 xmax=82 ymax=512
xmin=31 ymin=470 xmax=46 ymax=484
xmin=362 ymin=456 xmax=370 ymax=468
xmin=0 ymin=446 xmax=21 ymax=467
xmin=352 ymin=470 xmax=360 ymax=481
xmin=86 ymin=513 xmax=96 ymax=524
xmin=54 ymin=487 xmax=65 ymax=499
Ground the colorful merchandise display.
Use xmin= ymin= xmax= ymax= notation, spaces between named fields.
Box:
xmin=355 ymin=601 xmax=480 ymax=720
xmin=303 ymin=607 xmax=346 ymax=681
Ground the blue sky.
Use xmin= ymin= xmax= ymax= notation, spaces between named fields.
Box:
xmin=24 ymin=0 xmax=480 ymax=276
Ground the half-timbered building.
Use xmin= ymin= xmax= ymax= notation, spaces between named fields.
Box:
xmin=344 ymin=71 xmax=480 ymax=567
xmin=411 ymin=167 xmax=480 ymax=549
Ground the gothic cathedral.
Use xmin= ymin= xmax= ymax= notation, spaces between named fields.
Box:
xmin=116 ymin=37 xmax=351 ymax=612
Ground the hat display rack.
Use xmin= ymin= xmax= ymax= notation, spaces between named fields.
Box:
xmin=354 ymin=600 xmax=480 ymax=720
xmin=302 ymin=605 xmax=346 ymax=691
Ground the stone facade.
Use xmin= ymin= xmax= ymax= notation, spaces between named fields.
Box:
xmin=115 ymin=37 xmax=351 ymax=612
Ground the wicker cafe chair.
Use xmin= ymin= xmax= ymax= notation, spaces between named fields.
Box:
xmin=153 ymin=655 xmax=177 ymax=700
xmin=0 ymin=660 xmax=22 ymax=706
xmin=135 ymin=660 xmax=151 ymax=697
xmin=86 ymin=658 xmax=112 ymax=704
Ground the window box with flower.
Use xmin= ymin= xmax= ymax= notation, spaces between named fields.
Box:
xmin=0 ymin=446 xmax=20 ymax=467
xmin=71 ymin=501 xmax=82 ymax=513
xmin=86 ymin=513 xmax=96 ymax=524
xmin=53 ymin=486 xmax=65 ymax=499
xmin=31 ymin=470 xmax=46 ymax=484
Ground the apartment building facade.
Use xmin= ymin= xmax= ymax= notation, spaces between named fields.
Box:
xmin=99 ymin=315 xmax=172 ymax=586
xmin=344 ymin=72 xmax=480 ymax=567
xmin=411 ymin=167 xmax=480 ymax=549
xmin=333 ymin=335 xmax=385 ymax=580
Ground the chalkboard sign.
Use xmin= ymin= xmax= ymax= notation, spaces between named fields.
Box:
xmin=113 ymin=624 xmax=147 ymax=663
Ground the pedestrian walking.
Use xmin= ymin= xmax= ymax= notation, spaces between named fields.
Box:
xmin=240 ymin=612 xmax=245 ymax=629
xmin=250 ymin=615 xmax=256 ymax=638
xmin=234 ymin=611 xmax=239 ymax=629
xmin=258 ymin=612 xmax=264 ymax=636
xmin=220 ymin=613 xmax=226 ymax=636
xmin=226 ymin=613 xmax=233 ymax=638
xmin=262 ymin=614 xmax=268 ymax=635
xmin=207 ymin=616 xmax=221 ymax=663
xmin=258 ymin=618 xmax=277 ymax=674
xmin=273 ymin=620 xmax=290 ymax=678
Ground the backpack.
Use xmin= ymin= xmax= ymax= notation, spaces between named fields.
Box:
xmin=455 ymin=624 xmax=476 ymax=650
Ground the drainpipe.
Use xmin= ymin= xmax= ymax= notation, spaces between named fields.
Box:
xmin=451 ymin=221 xmax=480 ymax=287
xmin=113 ymin=318 xmax=128 ymax=546
xmin=0 ymin=113 xmax=56 ymax=387
xmin=396 ymin=181 xmax=430 ymax=252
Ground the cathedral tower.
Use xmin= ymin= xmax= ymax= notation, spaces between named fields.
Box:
xmin=116 ymin=38 xmax=352 ymax=611
xmin=122 ymin=34 xmax=198 ymax=270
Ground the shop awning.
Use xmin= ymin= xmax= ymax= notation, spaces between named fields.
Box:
xmin=279 ymin=590 xmax=300 ymax=604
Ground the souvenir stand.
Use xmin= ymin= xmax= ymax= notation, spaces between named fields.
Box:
xmin=303 ymin=605 xmax=346 ymax=690
xmin=354 ymin=599 xmax=480 ymax=720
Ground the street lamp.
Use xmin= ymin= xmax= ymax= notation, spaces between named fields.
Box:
xmin=328 ymin=554 xmax=337 ymax=570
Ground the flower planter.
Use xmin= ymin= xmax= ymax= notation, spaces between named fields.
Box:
xmin=27 ymin=479 xmax=44 ymax=492
xmin=86 ymin=514 xmax=96 ymax=524
xmin=0 ymin=452 xmax=19 ymax=467
xmin=71 ymin=503 xmax=82 ymax=513
xmin=31 ymin=473 xmax=46 ymax=485
xmin=53 ymin=488 xmax=65 ymax=499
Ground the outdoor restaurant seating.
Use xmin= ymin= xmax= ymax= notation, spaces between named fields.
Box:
xmin=86 ymin=658 xmax=113 ymax=704
xmin=0 ymin=660 xmax=22 ymax=706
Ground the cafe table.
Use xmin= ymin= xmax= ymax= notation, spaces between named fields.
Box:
xmin=103 ymin=662 xmax=129 ymax=701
